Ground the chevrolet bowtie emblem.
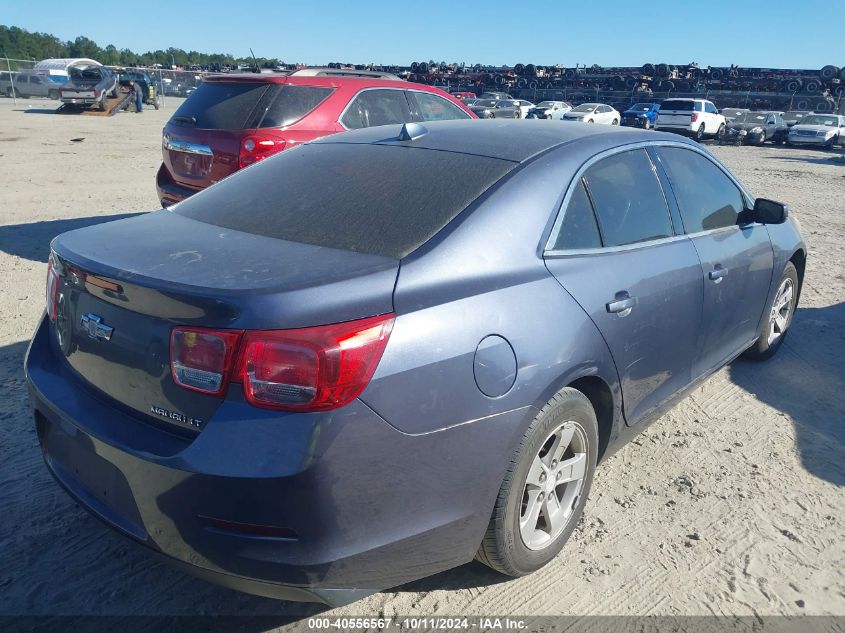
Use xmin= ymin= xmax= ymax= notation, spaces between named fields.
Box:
xmin=79 ymin=313 xmax=114 ymax=342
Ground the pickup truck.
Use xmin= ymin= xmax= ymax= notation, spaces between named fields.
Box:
xmin=59 ymin=65 xmax=119 ymax=111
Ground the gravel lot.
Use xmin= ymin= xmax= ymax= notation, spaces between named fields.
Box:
xmin=0 ymin=98 xmax=843 ymax=626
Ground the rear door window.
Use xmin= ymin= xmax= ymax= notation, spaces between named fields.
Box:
xmin=654 ymin=147 xmax=745 ymax=233
xmin=341 ymin=89 xmax=413 ymax=129
xmin=583 ymin=149 xmax=673 ymax=247
xmin=170 ymin=81 xmax=270 ymax=129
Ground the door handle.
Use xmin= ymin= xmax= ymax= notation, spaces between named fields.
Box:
xmin=709 ymin=266 xmax=729 ymax=282
xmin=607 ymin=293 xmax=637 ymax=316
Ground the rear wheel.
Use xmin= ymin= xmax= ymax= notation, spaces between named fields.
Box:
xmin=476 ymin=388 xmax=598 ymax=576
xmin=48 ymin=89 xmax=59 ymax=100
xmin=745 ymin=262 xmax=799 ymax=360
xmin=694 ymin=124 xmax=705 ymax=141
xmin=98 ymin=94 xmax=107 ymax=111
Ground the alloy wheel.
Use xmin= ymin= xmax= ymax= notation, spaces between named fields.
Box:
xmin=767 ymin=278 xmax=795 ymax=345
xmin=519 ymin=421 xmax=588 ymax=550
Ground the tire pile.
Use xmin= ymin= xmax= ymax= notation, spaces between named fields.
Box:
xmin=331 ymin=61 xmax=845 ymax=113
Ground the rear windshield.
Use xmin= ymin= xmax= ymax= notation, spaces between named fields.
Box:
xmin=174 ymin=143 xmax=515 ymax=258
xmin=170 ymin=82 xmax=333 ymax=130
xmin=660 ymin=100 xmax=696 ymax=111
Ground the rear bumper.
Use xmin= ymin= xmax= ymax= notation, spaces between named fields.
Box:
xmin=26 ymin=316 xmax=527 ymax=603
xmin=654 ymin=122 xmax=695 ymax=134
xmin=156 ymin=163 xmax=201 ymax=207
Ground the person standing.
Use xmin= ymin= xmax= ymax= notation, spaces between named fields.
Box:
xmin=130 ymin=80 xmax=144 ymax=113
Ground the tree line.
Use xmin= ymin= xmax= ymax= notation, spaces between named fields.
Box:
xmin=0 ymin=25 xmax=281 ymax=69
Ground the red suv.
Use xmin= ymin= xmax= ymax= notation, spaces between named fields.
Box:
xmin=156 ymin=68 xmax=476 ymax=206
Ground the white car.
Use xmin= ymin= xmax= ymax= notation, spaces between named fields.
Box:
xmin=656 ymin=98 xmax=725 ymax=140
xmin=787 ymin=113 xmax=845 ymax=148
xmin=562 ymin=103 xmax=620 ymax=125
xmin=527 ymin=100 xmax=573 ymax=120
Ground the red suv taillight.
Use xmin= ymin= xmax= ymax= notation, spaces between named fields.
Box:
xmin=169 ymin=314 xmax=394 ymax=411
xmin=239 ymin=135 xmax=286 ymax=169
xmin=690 ymin=111 xmax=699 ymax=123
xmin=46 ymin=254 xmax=60 ymax=321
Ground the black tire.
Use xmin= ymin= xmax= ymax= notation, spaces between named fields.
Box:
xmin=695 ymin=123 xmax=706 ymax=141
xmin=643 ymin=119 xmax=651 ymax=130
xmin=4 ymin=87 xmax=12 ymax=97
xmin=820 ymin=65 xmax=839 ymax=81
xmin=48 ymin=89 xmax=59 ymax=100
xmin=825 ymin=135 xmax=837 ymax=149
xmin=98 ymin=94 xmax=107 ymax=112
xmin=611 ymin=118 xmax=619 ymax=125
xmin=715 ymin=123 xmax=725 ymax=139
xmin=476 ymin=387 xmax=598 ymax=576
xmin=745 ymin=262 xmax=799 ymax=361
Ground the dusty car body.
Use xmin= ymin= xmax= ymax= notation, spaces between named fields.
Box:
xmin=27 ymin=121 xmax=805 ymax=607
xmin=721 ymin=111 xmax=788 ymax=145
xmin=526 ymin=101 xmax=573 ymax=120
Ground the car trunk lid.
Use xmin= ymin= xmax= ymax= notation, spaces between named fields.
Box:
xmin=48 ymin=211 xmax=399 ymax=434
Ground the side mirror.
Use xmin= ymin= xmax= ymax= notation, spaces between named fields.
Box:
xmin=751 ymin=198 xmax=789 ymax=224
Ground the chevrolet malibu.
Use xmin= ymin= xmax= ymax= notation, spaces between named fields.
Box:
xmin=27 ymin=120 xmax=805 ymax=606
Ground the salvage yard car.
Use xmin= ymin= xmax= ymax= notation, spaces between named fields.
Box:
xmin=493 ymin=99 xmax=534 ymax=119
xmin=656 ymin=98 xmax=726 ymax=140
xmin=621 ymin=102 xmax=660 ymax=129
xmin=527 ymin=100 xmax=572 ymax=120
xmin=116 ymin=69 xmax=160 ymax=109
xmin=3 ymin=70 xmax=66 ymax=99
xmin=786 ymin=113 xmax=845 ymax=148
xmin=156 ymin=68 xmax=475 ymax=206
xmin=562 ymin=103 xmax=620 ymax=124
xmin=720 ymin=111 xmax=788 ymax=145
xmin=27 ymin=120 xmax=806 ymax=607
xmin=59 ymin=64 xmax=118 ymax=111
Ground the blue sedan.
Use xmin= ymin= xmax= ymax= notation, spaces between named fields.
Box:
xmin=27 ymin=120 xmax=805 ymax=606
xmin=622 ymin=102 xmax=660 ymax=129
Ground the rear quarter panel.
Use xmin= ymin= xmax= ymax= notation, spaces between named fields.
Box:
xmin=359 ymin=146 xmax=623 ymax=440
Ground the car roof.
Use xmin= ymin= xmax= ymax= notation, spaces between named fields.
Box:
xmin=204 ymin=73 xmax=416 ymax=90
xmin=310 ymin=119 xmax=690 ymax=163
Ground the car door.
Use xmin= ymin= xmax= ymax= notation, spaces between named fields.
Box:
xmin=703 ymin=101 xmax=719 ymax=132
xmin=544 ymin=147 xmax=703 ymax=425
xmin=652 ymin=146 xmax=774 ymax=378
xmin=28 ymin=75 xmax=46 ymax=97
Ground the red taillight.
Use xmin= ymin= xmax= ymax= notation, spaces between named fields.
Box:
xmin=46 ymin=254 xmax=60 ymax=321
xmin=236 ymin=314 xmax=394 ymax=411
xmin=690 ymin=111 xmax=699 ymax=123
xmin=171 ymin=328 xmax=242 ymax=396
xmin=239 ymin=135 xmax=286 ymax=169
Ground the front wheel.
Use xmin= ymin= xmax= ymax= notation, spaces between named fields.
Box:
xmin=745 ymin=262 xmax=799 ymax=360
xmin=643 ymin=119 xmax=651 ymax=130
xmin=611 ymin=118 xmax=619 ymax=125
xmin=476 ymin=387 xmax=598 ymax=576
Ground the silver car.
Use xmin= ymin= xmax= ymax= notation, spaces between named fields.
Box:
xmin=787 ymin=113 xmax=845 ymax=148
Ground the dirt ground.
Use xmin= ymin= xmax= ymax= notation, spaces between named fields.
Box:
xmin=0 ymin=97 xmax=843 ymax=625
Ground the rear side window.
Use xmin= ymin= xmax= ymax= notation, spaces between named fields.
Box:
xmin=170 ymin=81 xmax=270 ymax=129
xmin=341 ymin=89 xmax=412 ymax=129
xmin=583 ymin=149 xmax=673 ymax=247
xmin=655 ymin=147 xmax=745 ymax=232
xmin=174 ymin=143 xmax=515 ymax=258
xmin=551 ymin=180 xmax=601 ymax=250
xmin=256 ymin=85 xmax=334 ymax=128
xmin=411 ymin=91 xmax=470 ymax=122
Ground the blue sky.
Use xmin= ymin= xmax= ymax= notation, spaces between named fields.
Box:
xmin=4 ymin=0 xmax=844 ymax=69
